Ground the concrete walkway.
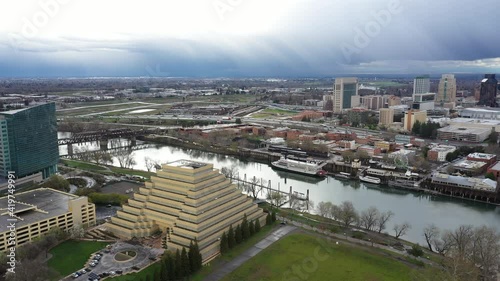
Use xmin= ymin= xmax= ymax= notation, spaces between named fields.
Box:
xmin=204 ymin=225 xmax=296 ymax=281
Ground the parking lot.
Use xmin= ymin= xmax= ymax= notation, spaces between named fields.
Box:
xmin=67 ymin=242 xmax=164 ymax=281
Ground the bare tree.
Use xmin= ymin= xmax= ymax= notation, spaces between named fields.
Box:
xmin=221 ymin=165 xmax=239 ymax=181
xmin=70 ymin=224 xmax=85 ymax=239
xmin=114 ymin=149 xmax=136 ymax=169
xmin=267 ymin=191 xmax=286 ymax=207
xmin=423 ymin=224 xmax=440 ymax=252
xmin=289 ymin=193 xmax=302 ymax=214
xmin=74 ymin=146 xmax=91 ymax=162
xmin=393 ymin=222 xmax=411 ymax=239
xmin=433 ymin=234 xmax=453 ymax=255
xmin=470 ymin=226 xmax=500 ymax=280
xmin=329 ymin=204 xmax=341 ymax=221
xmin=410 ymin=256 xmax=480 ymax=281
xmin=316 ymin=201 xmax=333 ymax=218
xmin=338 ymin=201 xmax=358 ymax=228
xmin=153 ymin=159 xmax=162 ymax=170
xmin=5 ymin=257 xmax=53 ymax=281
xmin=245 ymin=176 xmax=264 ymax=200
xmin=90 ymin=150 xmax=112 ymax=165
xmin=447 ymin=225 xmax=474 ymax=257
xmin=360 ymin=206 xmax=379 ymax=231
xmin=304 ymin=199 xmax=314 ymax=212
xmin=144 ymin=157 xmax=155 ymax=172
xmin=375 ymin=210 xmax=394 ymax=233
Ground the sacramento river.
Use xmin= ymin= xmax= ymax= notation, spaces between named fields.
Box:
xmin=58 ymin=133 xmax=500 ymax=245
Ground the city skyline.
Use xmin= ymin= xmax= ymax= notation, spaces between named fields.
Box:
xmin=0 ymin=0 xmax=499 ymax=77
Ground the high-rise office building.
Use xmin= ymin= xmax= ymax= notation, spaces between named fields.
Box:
xmin=332 ymin=77 xmax=359 ymax=113
xmin=379 ymin=108 xmax=394 ymax=126
xmin=436 ymin=74 xmax=457 ymax=105
xmin=478 ymin=74 xmax=498 ymax=107
xmin=106 ymin=160 xmax=266 ymax=262
xmin=361 ymin=95 xmax=384 ymax=110
xmin=413 ymin=75 xmax=430 ymax=100
xmin=403 ymin=110 xmax=427 ymax=131
xmin=0 ymin=103 xmax=59 ymax=179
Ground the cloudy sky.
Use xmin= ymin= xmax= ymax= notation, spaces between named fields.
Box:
xmin=0 ymin=0 xmax=499 ymax=77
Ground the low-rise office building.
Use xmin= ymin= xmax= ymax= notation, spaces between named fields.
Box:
xmin=0 ymin=188 xmax=96 ymax=252
xmin=467 ymin=153 xmax=497 ymax=166
xmin=430 ymin=173 xmax=497 ymax=192
xmin=452 ymin=160 xmax=488 ymax=176
xmin=437 ymin=126 xmax=490 ymax=142
xmin=105 ymin=160 xmax=266 ymax=263
xmin=427 ymin=145 xmax=456 ymax=162
xmin=487 ymin=161 xmax=500 ymax=179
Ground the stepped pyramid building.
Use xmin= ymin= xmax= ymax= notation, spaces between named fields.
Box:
xmin=106 ymin=160 xmax=266 ymax=262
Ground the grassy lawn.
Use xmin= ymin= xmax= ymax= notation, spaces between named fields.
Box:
xmin=103 ymin=222 xmax=278 ymax=281
xmin=48 ymin=240 xmax=108 ymax=278
xmin=222 ymin=233 xmax=414 ymax=281
xmin=251 ymin=108 xmax=298 ymax=119
xmin=106 ymin=261 xmax=161 ymax=281
xmin=191 ymin=222 xmax=278 ymax=281
xmin=60 ymin=159 xmax=107 ymax=171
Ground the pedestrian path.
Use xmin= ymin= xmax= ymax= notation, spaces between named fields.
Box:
xmin=203 ymin=225 xmax=296 ymax=281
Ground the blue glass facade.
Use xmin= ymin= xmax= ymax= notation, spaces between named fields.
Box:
xmin=0 ymin=103 xmax=59 ymax=179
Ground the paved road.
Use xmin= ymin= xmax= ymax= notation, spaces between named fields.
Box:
xmin=204 ymin=225 xmax=296 ymax=281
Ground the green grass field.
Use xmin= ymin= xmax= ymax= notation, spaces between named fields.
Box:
xmin=366 ymin=81 xmax=407 ymax=88
xmin=60 ymin=159 xmax=107 ymax=171
xmin=105 ymin=222 xmax=278 ymax=281
xmin=222 ymin=234 xmax=414 ymax=281
xmin=106 ymin=261 xmax=161 ymax=281
xmin=48 ymin=240 xmax=108 ymax=278
xmin=251 ymin=108 xmax=298 ymax=119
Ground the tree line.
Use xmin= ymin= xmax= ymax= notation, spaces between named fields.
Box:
xmin=220 ymin=213 xmax=268 ymax=254
xmin=140 ymin=240 xmax=203 ymax=281
xmin=0 ymin=227 xmax=77 ymax=281
xmin=445 ymin=146 xmax=485 ymax=162
xmin=316 ymin=201 xmax=411 ymax=239
xmin=411 ymin=120 xmax=441 ymax=139
xmin=421 ymin=224 xmax=500 ymax=281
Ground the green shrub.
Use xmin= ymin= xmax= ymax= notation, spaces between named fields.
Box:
xmin=88 ymin=193 xmax=128 ymax=205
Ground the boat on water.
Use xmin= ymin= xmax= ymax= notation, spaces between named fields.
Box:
xmin=334 ymin=172 xmax=351 ymax=180
xmin=388 ymin=179 xmax=420 ymax=189
xmin=271 ymin=157 xmax=327 ymax=177
xmin=359 ymin=175 xmax=381 ymax=184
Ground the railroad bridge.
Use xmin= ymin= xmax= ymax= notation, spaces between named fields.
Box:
xmin=58 ymin=128 xmax=163 ymax=155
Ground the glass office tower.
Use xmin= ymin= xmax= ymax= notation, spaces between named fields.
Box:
xmin=0 ymin=103 xmax=59 ymax=179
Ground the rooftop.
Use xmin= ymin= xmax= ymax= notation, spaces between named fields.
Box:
xmin=168 ymin=160 xmax=208 ymax=169
xmin=431 ymin=173 xmax=497 ymax=192
xmin=430 ymin=145 xmax=456 ymax=152
xmin=453 ymin=160 xmax=487 ymax=170
xmin=438 ymin=126 xmax=491 ymax=134
xmin=0 ymin=188 xmax=78 ymax=233
xmin=468 ymin=153 xmax=496 ymax=160
xmin=450 ymin=118 xmax=500 ymax=126
xmin=489 ymin=161 xmax=500 ymax=171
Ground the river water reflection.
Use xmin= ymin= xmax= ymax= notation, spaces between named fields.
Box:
xmin=58 ymin=133 xmax=500 ymax=245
